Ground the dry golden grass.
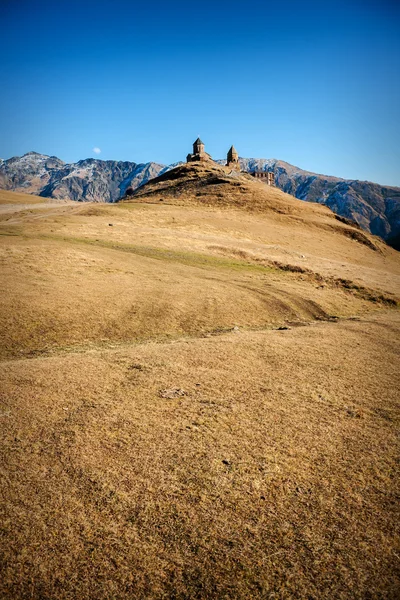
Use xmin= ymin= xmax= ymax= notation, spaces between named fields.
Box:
xmin=0 ymin=189 xmax=48 ymax=204
xmin=0 ymin=172 xmax=400 ymax=599
xmin=1 ymin=315 xmax=399 ymax=599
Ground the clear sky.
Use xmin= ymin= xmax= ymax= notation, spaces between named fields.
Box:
xmin=1 ymin=0 xmax=399 ymax=185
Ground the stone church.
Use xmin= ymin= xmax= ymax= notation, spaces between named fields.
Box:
xmin=186 ymin=138 xmax=275 ymax=185
xmin=186 ymin=138 xmax=212 ymax=163
xmin=226 ymin=145 xmax=240 ymax=170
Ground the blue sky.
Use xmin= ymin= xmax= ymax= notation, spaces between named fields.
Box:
xmin=1 ymin=0 xmax=399 ymax=185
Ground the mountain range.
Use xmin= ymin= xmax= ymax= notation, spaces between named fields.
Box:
xmin=1 ymin=151 xmax=399 ymax=244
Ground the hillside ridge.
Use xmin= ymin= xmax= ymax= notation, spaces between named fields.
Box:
xmin=0 ymin=151 xmax=399 ymax=242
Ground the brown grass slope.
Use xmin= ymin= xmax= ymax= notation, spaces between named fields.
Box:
xmin=0 ymin=180 xmax=400 ymax=598
xmin=126 ymin=162 xmax=382 ymax=251
xmin=1 ymin=315 xmax=400 ymax=599
xmin=0 ymin=189 xmax=49 ymax=205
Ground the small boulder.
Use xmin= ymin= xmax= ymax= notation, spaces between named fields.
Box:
xmin=159 ymin=388 xmax=187 ymax=399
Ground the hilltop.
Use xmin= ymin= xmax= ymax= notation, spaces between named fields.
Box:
xmin=1 ymin=152 xmax=399 ymax=242
xmin=124 ymin=161 xmax=384 ymax=254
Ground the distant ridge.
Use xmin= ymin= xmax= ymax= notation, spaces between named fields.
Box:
xmin=0 ymin=151 xmax=399 ymax=242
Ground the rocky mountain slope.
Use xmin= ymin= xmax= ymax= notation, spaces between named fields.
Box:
xmin=0 ymin=152 xmax=166 ymax=203
xmin=1 ymin=152 xmax=399 ymax=241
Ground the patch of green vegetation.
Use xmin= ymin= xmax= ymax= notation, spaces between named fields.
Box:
xmin=5 ymin=229 xmax=398 ymax=307
xmin=34 ymin=233 xmax=276 ymax=274
xmin=0 ymin=227 xmax=24 ymax=237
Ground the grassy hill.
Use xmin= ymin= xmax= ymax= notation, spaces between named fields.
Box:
xmin=1 ymin=169 xmax=400 ymax=598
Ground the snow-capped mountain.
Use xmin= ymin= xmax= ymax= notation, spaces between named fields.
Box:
xmin=1 ymin=152 xmax=399 ymax=243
